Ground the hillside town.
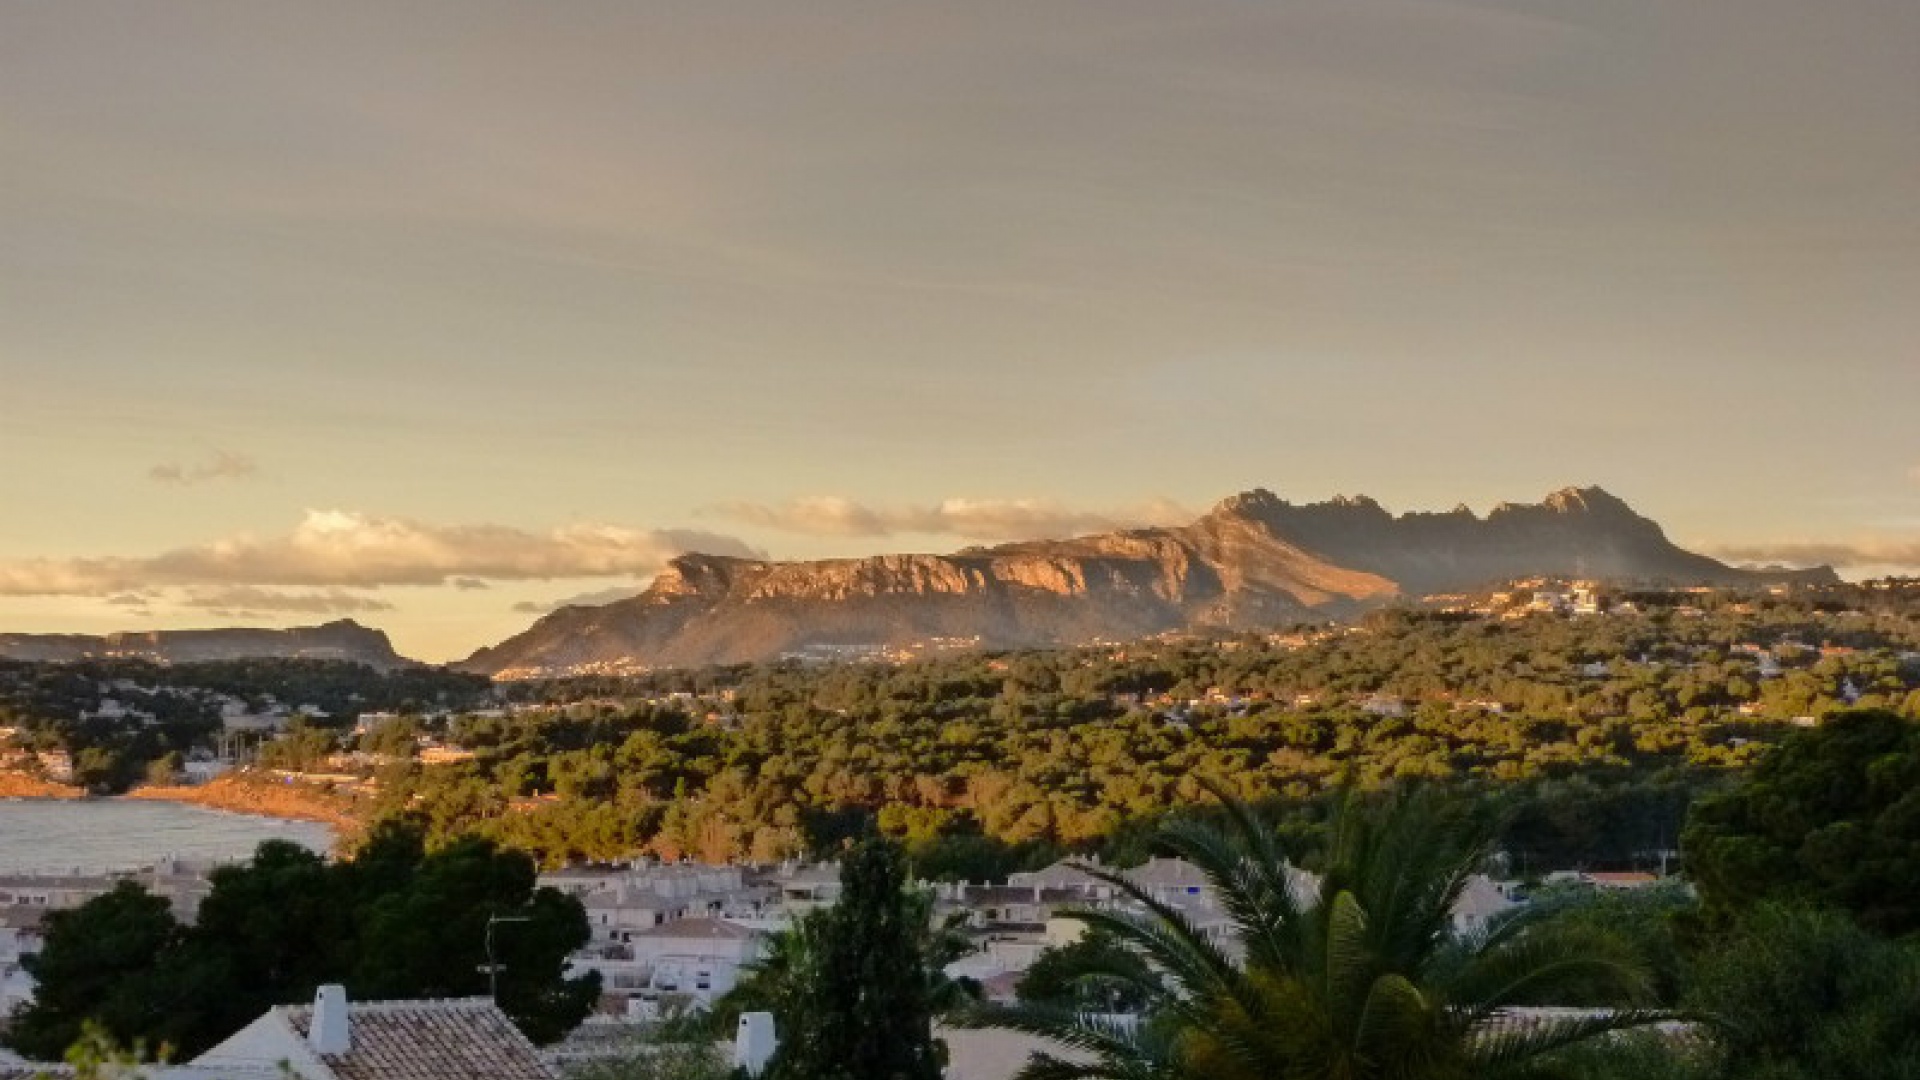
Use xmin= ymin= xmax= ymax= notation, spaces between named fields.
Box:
xmin=0 ymin=836 xmax=1675 ymax=1080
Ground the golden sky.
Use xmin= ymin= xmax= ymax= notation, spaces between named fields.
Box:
xmin=2 ymin=1 xmax=1916 ymax=660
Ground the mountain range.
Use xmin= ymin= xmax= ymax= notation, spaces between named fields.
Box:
xmin=460 ymin=486 xmax=1834 ymax=676
xmin=0 ymin=487 xmax=1835 ymax=675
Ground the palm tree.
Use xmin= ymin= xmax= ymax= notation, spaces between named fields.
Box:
xmin=972 ymin=787 xmax=1675 ymax=1080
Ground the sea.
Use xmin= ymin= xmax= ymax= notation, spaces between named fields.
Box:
xmin=0 ymin=799 xmax=333 ymax=873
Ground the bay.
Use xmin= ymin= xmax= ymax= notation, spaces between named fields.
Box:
xmin=0 ymin=798 xmax=332 ymax=873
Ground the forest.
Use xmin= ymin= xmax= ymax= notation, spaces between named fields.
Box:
xmin=4 ymin=581 xmax=1918 ymax=875
xmin=354 ymin=583 xmax=1920 ymax=873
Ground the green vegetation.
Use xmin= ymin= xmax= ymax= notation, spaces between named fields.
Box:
xmin=14 ymin=691 xmax=1920 ymax=1078
xmin=1683 ymin=707 xmax=1920 ymax=934
xmin=1682 ymin=904 xmax=1920 ymax=1080
xmin=563 ymin=1037 xmax=734 ymax=1080
xmin=762 ymin=839 xmax=947 ymax=1080
xmin=2 ymin=823 xmax=596 ymax=1059
xmin=356 ymin=586 xmax=1920 ymax=871
xmin=7 ymin=584 xmax=1918 ymax=854
xmin=974 ymin=785 xmax=1672 ymax=1080
xmin=2 ymin=882 xmax=183 ymax=1061
xmin=979 ymin=710 xmax=1920 ymax=1079
xmin=1015 ymin=928 xmax=1155 ymax=1013
xmin=0 ymin=657 xmax=488 ymax=793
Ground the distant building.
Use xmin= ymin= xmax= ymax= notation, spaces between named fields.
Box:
xmin=575 ymin=917 xmax=767 ymax=1018
xmin=1359 ymin=694 xmax=1407 ymax=718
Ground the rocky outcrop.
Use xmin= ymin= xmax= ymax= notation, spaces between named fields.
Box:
xmin=463 ymin=485 xmax=1833 ymax=676
xmin=0 ymin=619 xmax=413 ymax=669
xmin=1216 ymin=485 xmax=1806 ymax=595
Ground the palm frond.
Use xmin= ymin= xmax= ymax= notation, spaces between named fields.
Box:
xmin=1151 ymin=817 xmax=1305 ymax=976
xmin=1350 ymin=791 xmax=1497 ymax=978
xmin=1009 ymin=1052 xmax=1169 ymax=1080
xmin=1036 ymin=911 xmax=1178 ymax=1009
xmin=1322 ymin=889 xmax=1377 ymax=1040
xmin=1467 ymin=1008 xmax=1684 ymax=1070
xmin=1441 ymin=922 xmax=1658 ymax=1025
xmin=963 ymin=1003 xmax=1173 ymax=1080
xmin=1060 ymin=867 xmax=1254 ymax=1010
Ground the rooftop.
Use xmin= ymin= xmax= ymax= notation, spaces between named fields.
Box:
xmin=281 ymin=997 xmax=555 ymax=1080
xmin=632 ymin=917 xmax=759 ymax=941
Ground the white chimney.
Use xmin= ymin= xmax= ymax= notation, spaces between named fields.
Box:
xmin=735 ymin=1011 xmax=776 ymax=1077
xmin=310 ymin=984 xmax=350 ymax=1055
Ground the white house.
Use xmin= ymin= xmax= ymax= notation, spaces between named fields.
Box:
xmin=549 ymin=864 xmax=771 ymax=944
xmin=1450 ymin=875 xmax=1524 ymax=937
xmin=572 ymin=917 xmax=768 ymax=1018
xmin=0 ymin=907 xmax=43 ymax=1019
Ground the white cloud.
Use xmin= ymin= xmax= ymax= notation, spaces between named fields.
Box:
xmin=511 ymin=585 xmax=649 ymax=615
xmin=148 ymin=450 xmax=258 ymax=486
xmin=705 ymin=495 xmax=1194 ymax=541
xmin=177 ymin=587 xmax=397 ymax=616
xmin=0 ymin=510 xmax=761 ymax=597
xmin=1710 ymin=535 xmax=1920 ymax=570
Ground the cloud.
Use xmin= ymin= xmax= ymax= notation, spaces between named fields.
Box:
xmin=1711 ymin=535 xmax=1920 ymax=570
xmin=705 ymin=495 xmax=1194 ymax=541
xmin=178 ymin=587 xmax=397 ymax=615
xmin=450 ymin=577 xmax=491 ymax=591
xmin=148 ymin=450 xmax=257 ymax=486
xmin=0 ymin=510 xmax=762 ymax=597
xmin=511 ymin=585 xmax=649 ymax=615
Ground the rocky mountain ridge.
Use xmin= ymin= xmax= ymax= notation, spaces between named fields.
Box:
xmin=0 ymin=619 xmax=414 ymax=669
xmin=462 ymin=485 xmax=1835 ymax=676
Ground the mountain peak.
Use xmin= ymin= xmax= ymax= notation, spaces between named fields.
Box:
xmin=1212 ymin=488 xmax=1288 ymax=517
xmin=1541 ymin=485 xmax=1629 ymax=515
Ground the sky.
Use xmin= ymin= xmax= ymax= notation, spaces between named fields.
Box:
xmin=1 ymin=0 xmax=1916 ymax=662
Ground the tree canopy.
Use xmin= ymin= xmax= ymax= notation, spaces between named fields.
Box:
xmin=6 ymin=882 xmax=183 ymax=1060
xmin=1682 ymin=708 xmax=1920 ymax=934
xmin=974 ymin=787 xmax=1672 ymax=1080
xmin=764 ymin=839 xmax=947 ymax=1080
xmin=2 ymin=824 xmax=597 ymax=1059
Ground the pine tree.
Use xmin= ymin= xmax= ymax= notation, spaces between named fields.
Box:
xmin=767 ymin=839 xmax=944 ymax=1080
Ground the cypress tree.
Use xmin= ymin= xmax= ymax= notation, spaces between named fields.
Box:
xmin=768 ymin=839 xmax=943 ymax=1080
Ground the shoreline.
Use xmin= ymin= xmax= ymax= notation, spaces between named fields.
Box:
xmin=122 ymin=774 xmax=365 ymax=836
xmin=1 ymin=768 xmax=368 ymax=842
xmin=0 ymin=773 xmax=85 ymax=799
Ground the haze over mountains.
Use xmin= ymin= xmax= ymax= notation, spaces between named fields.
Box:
xmin=463 ymin=486 xmax=1835 ymax=676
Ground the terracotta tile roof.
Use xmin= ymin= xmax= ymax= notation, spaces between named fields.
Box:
xmin=1584 ymin=872 xmax=1660 ymax=887
xmin=283 ymin=998 xmax=556 ymax=1080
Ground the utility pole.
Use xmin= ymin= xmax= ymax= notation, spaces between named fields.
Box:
xmin=483 ymin=913 xmax=533 ymax=1004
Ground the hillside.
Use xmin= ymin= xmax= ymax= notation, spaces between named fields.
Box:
xmin=0 ymin=619 xmax=414 ymax=669
xmin=463 ymin=485 xmax=1836 ymax=676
